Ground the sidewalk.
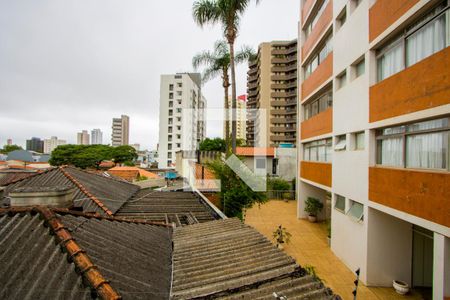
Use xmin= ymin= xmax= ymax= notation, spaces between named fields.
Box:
xmin=245 ymin=200 xmax=424 ymax=300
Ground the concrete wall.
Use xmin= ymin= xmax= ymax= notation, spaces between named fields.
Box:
xmin=275 ymin=148 xmax=297 ymax=181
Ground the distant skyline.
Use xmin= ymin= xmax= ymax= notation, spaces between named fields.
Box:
xmin=0 ymin=0 xmax=299 ymax=150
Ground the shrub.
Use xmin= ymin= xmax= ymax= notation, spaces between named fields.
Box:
xmin=304 ymin=197 xmax=323 ymax=216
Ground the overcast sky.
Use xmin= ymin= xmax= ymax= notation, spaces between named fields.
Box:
xmin=0 ymin=0 xmax=299 ymax=150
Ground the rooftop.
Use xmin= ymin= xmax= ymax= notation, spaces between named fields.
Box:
xmin=236 ymin=147 xmax=275 ymax=157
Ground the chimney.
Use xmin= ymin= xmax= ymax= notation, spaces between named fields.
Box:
xmin=9 ymin=186 xmax=75 ymax=208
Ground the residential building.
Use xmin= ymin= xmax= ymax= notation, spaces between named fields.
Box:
xmin=157 ymin=73 xmax=207 ymax=169
xmin=111 ymin=115 xmax=130 ymax=146
xmin=297 ymin=0 xmax=449 ymax=298
xmin=26 ymin=137 xmax=44 ymax=153
xmin=246 ymin=40 xmax=298 ymax=147
xmin=43 ymin=136 xmax=66 ymax=154
xmin=91 ymin=129 xmax=103 ymax=145
xmin=76 ymin=130 xmax=90 ymax=145
xmin=6 ymin=139 xmax=12 ymax=146
xmin=223 ymin=95 xmax=247 ymax=141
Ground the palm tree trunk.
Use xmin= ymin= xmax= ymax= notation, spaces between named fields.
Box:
xmin=229 ymin=41 xmax=237 ymax=154
xmin=223 ymin=76 xmax=230 ymax=155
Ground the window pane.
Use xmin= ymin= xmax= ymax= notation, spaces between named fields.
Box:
xmin=326 ymin=141 xmax=332 ymax=162
xmin=380 ymin=137 xmax=403 ymax=166
xmin=335 ymin=195 xmax=345 ymax=212
xmin=406 ymin=14 xmax=446 ymax=66
xmin=356 ymin=132 xmax=365 ymax=150
xmin=310 ymin=146 xmax=318 ymax=161
xmin=256 ymin=158 xmax=266 ymax=169
xmin=312 ymin=101 xmax=319 ymax=116
xmin=407 ymin=117 xmax=449 ymax=132
xmin=356 ymin=60 xmax=365 ymax=77
xmin=347 ymin=201 xmax=364 ymax=221
xmin=318 ymin=145 xmax=326 ymax=162
xmin=377 ymin=42 xmax=404 ymax=81
xmin=406 ymin=131 xmax=448 ymax=170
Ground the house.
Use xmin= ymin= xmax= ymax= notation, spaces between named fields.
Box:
xmin=236 ymin=147 xmax=277 ymax=176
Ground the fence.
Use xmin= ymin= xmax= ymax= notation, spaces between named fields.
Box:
xmin=267 ymin=190 xmax=296 ymax=200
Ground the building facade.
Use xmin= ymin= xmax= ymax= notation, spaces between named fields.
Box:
xmin=157 ymin=73 xmax=206 ymax=169
xmin=297 ymin=0 xmax=449 ymax=298
xmin=111 ymin=115 xmax=129 ymax=146
xmin=26 ymin=137 xmax=44 ymax=153
xmin=77 ymin=130 xmax=90 ymax=145
xmin=91 ymin=129 xmax=103 ymax=145
xmin=223 ymin=95 xmax=247 ymax=141
xmin=246 ymin=40 xmax=298 ymax=148
xmin=43 ymin=136 xmax=66 ymax=154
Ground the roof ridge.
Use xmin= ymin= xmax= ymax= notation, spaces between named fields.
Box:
xmin=59 ymin=166 xmax=114 ymax=216
xmin=33 ymin=207 xmax=122 ymax=300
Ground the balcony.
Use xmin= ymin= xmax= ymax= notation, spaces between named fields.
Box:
xmin=271 ymin=91 xmax=297 ymax=99
xmin=369 ymin=0 xmax=419 ymax=42
xmin=271 ymin=117 xmax=297 ymax=124
xmin=271 ymin=73 xmax=297 ymax=81
xmin=270 ymin=100 xmax=297 ymax=107
xmin=302 ymin=0 xmax=333 ymax=61
xmin=302 ymin=53 xmax=333 ymax=100
xmin=271 ymin=108 xmax=297 ymax=116
xmin=300 ymin=161 xmax=332 ymax=187
xmin=301 ymin=108 xmax=332 ymax=140
xmin=270 ymin=126 xmax=296 ymax=133
xmin=271 ymin=82 xmax=297 ymax=90
xmin=270 ymin=136 xmax=296 ymax=142
xmin=369 ymin=166 xmax=450 ymax=227
xmin=369 ymin=47 xmax=450 ymax=123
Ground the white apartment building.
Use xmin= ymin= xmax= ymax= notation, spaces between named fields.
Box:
xmin=91 ymin=129 xmax=103 ymax=145
xmin=111 ymin=115 xmax=129 ymax=146
xmin=43 ymin=136 xmax=66 ymax=154
xmin=223 ymin=95 xmax=247 ymax=141
xmin=297 ymin=0 xmax=449 ymax=298
xmin=158 ymin=73 xmax=206 ymax=169
xmin=77 ymin=130 xmax=90 ymax=145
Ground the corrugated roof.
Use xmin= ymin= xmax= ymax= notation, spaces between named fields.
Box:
xmin=171 ymin=218 xmax=335 ymax=300
xmin=115 ymin=190 xmax=220 ymax=226
xmin=0 ymin=171 xmax=38 ymax=186
xmin=0 ymin=207 xmax=172 ymax=300
xmin=236 ymin=147 xmax=275 ymax=157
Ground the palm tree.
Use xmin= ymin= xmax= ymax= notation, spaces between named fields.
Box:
xmin=192 ymin=40 xmax=254 ymax=154
xmin=193 ymin=0 xmax=260 ymax=154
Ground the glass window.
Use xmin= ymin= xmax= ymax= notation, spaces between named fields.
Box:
xmin=304 ymin=138 xmax=332 ymax=162
xmin=255 ymin=158 xmax=266 ymax=169
xmin=355 ymin=132 xmax=365 ymax=150
xmin=169 ymin=84 xmax=174 ymax=91
xmin=169 ymin=93 xmax=173 ymax=99
xmin=337 ymin=71 xmax=347 ymax=89
xmin=335 ymin=135 xmax=346 ymax=151
xmin=377 ymin=137 xmax=403 ymax=167
xmin=335 ymin=195 xmax=345 ymax=212
xmin=355 ymin=59 xmax=365 ymax=77
xmin=347 ymin=201 xmax=364 ymax=221
xmin=406 ymin=131 xmax=448 ymax=169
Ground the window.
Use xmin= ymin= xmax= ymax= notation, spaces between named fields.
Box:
xmin=177 ymin=91 xmax=182 ymax=96
xmin=177 ymin=82 xmax=182 ymax=88
xmin=304 ymin=35 xmax=332 ymax=79
xmin=303 ymin=90 xmax=332 ymax=120
xmin=168 ymin=127 xmax=172 ymax=133
xmin=355 ymin=132 xmax=365 ymax=150
xmin=176 ymin=143 xmax=181 ymax=148
xmin=336 ymin=71 xmax=347 ymax=89
xmin=304 ymin=0 xmax=330 ymax=38
xmin=255 ymin=158 xmax=266 ymax=169
xmin=334 ymin=194 xmax=346 ymax=212
xmin=304 ymin=138 xmax=332 ymax=162
xmin=176 ymin=108 xmax=182 ymax=113
xmin=353 ymin=58 xmax=365 ymax=79
xmin=350 ymin=0 xmax=361 ymax=12
xmin=169 ymin=93 xmax=173 ymax=99
xmin=336 ymin=7 xmax=347 ymax=30
xmin=168 ymin=135 xmax=172 ymax=142
xmin=376 ymin=117 xmax=449 ymax=170
xmin=377 ymin=2 xmax=449 ymax=82
xmin=169 ymin=84 xmax=174 ymax=91
xmin=167 ymin=152 xmax=172 ymax=159
xmin=168 ymin=109 xmax=173 ymax=116
xmin=347 ymin=201 xmax=364 ymax=221
xmin=335 ymin=135 xmax=346 ymax=151
xmin=169 ymin=101 xmax=173 ymax=108
xmin=177 ymin=134 xmax=181 ymax=139
xmin=168 ymin=144 xmax=172 ymax=150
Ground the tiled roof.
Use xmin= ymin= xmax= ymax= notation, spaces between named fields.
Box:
xmin=236 ymin=147 xmax=275 ymax=157
xmin=0 ymin=207 xmax=172 ymax=300
xmin=1 ymin=166 xmax=140 ymax=216
xmin=0 ymin=171 xmax=38 ymax=186
xmin=108 ymin=166 xmax=160 ymax=182
xmin=171 ymin=218 xmax=336 ymax=299
xmin=115 ymin=189 xmax=220 ymax=226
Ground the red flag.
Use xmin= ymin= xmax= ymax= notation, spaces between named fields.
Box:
xmin=237 ymin=94 xmax=247 ymax=102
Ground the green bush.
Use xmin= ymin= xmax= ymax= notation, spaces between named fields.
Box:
xmin=304 ymin=197 xmax=323 ymax=216
xmin=267 ymin=178 xmax=290 ymax=191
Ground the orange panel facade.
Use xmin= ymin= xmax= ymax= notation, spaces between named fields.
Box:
xmin=301 ymin=53 xmax=333 ymax=100
xmin=302 ymin=0 xmax=333 ymax=61
xmin=300 ymin=161 xmax=332 ymax=187
xmin=369 ymin=0 xmax=419 ymax=42
xmin=369 ymin=167 xmax=450 ymax=227
xmin=301 ymin=108 xmax=333 ymax=139
xmin=370 ymin=47 xmax=450 ymax=122
xmin=302 ymin=0 xmax=316 ymax=26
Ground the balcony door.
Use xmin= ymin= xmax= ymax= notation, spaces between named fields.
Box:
xmin=412 ymin=225 xmax=433 ymax=288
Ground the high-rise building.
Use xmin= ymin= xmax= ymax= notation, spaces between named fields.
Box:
xmin=43 ymin=136 xmax=66 ymax=154
xmin=6 ymin=139 xmax=12 ymax=146
xmin=111 ymin=115 xmax=129 ymax=146
xmin=26 ymin=137 xmax=44 ymax=153
xmin=223 ymin=95 xmax=247 ymax=141
xmin=77 ymin=130 xmax=90 ymax=145
xmin=157 ymin=73 xmax=206 ymax=168
xmin=297 ymin=0 xmax=449 ymax=296
xmin=246 ymin=40 xmax=298 ymax=147
xmin=91 ymin=129 xmax=103 ymax=145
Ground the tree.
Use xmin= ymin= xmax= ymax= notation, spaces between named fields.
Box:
xmin=267 ymin=178 xmax=290 ymax=191
xmin=49 ymin=144 xmax=112 ymax=169
xmin=111 ymin=145 xmax=138 ymax=164
xmin=199 ymin=137 xmax=226 ymax=152
xmin=193 ymin=0 xmax=261 ymax=154
xmin=192 ymin=40 xmax=254 ymax=153
xmin=207 ymin=158 xmax=266 ymax=219
xmin=0 ymin=144 xmax=23 ymax=154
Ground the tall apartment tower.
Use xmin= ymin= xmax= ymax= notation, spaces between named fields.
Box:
xmin=43 ymin=136 xmax=66 ymax=154
xmin=111 ymin=115 xmax=129 ymax=146
xmin=158 ymin=73 xmax=206 ymax=169
xmin=246 ymin=40 xmax=298 ymax=147
xmin=91 ymin=129 xmax=103 ymax=145
xmin=77 ymin=130 xmax=90 ymax=145
xmin=223 ymin=95 xmax=247 ymax=141
xmin=297 ymin=0 xmax=449 ymax=297
xmin=26 ymin=137 xmax=44 ymax=153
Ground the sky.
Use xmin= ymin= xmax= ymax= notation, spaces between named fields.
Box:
xmin=0 ymin=0 xmax=300 ymax=150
